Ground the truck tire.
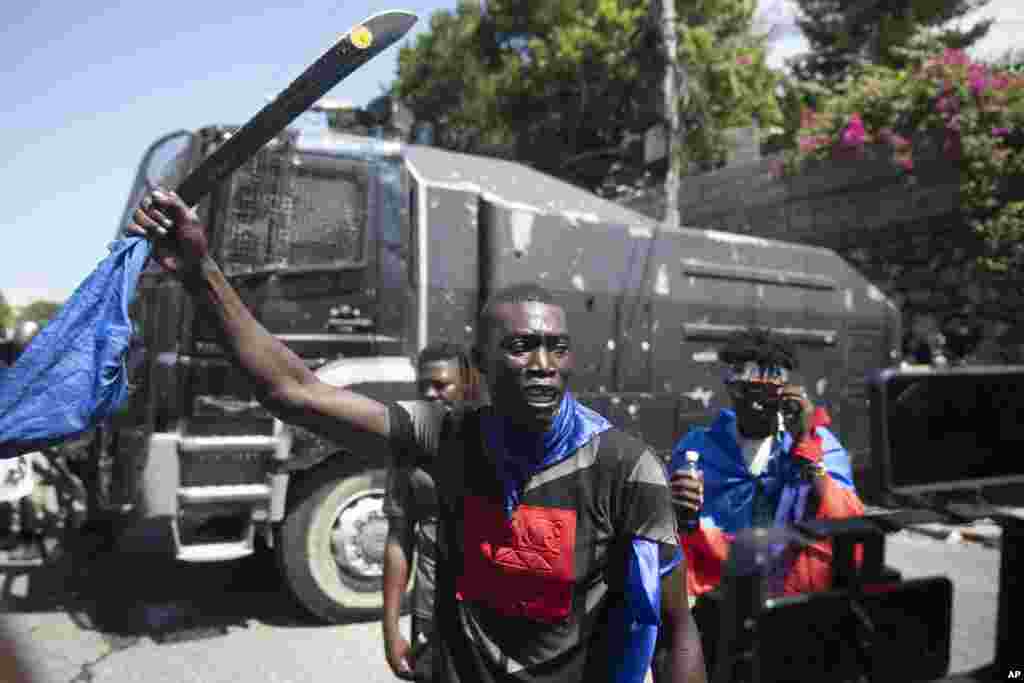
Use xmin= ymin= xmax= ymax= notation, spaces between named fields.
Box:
xmin=276 ymin=467 xmax=414 ymax=622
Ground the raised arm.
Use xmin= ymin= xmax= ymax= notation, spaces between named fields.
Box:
xmin=127 ymin=188 xmax=389 ymax=442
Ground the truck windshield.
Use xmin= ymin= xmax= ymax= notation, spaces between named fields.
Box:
xmin=219 ymin=149 xmax=369 ymax=274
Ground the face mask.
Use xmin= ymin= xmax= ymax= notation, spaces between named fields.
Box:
xmin=724 ymin=363 xmax=789 ymax=439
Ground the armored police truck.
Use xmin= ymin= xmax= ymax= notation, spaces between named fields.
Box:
xmin=100 ymin=125 xmax=900 ymax=622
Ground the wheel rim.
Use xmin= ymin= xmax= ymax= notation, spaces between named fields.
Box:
xmin=328 ymin=487 xmax=388 ymax=585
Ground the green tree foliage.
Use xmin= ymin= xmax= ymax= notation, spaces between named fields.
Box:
xmin=17 ymin=300 xmax=62 ymax=327
xmin=787 ymin=47 xmax=1024 ymax=284
xmin=675 ymin=0 xmax=783 ymax=171
xmin=790 ymin=0 xmax=992 ymax=89
xmin=393 ymin=0 xmax=781 ymax=189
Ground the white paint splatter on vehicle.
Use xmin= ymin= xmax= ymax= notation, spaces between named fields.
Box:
xmin=607 ymin=340 xmax=616 ymax=351
xmin=844 ymin=289 xmax=854 ymax=311
xmin=654 ymin=264 xmax=671 ymax=296
xmin=684 ymin=387 xmax=714 ymax=407
xmin=692 ymin=350 xmax=718 ymax=363
xmin=563 ymin=211 xmax=599 ymax=225
xmin=641 ymin=341 xmax=650 ymax=352
xmin=627 ymin=404 xmax=638 ymax=417
xmin=816 ymin=378 xmax=828 ymax=396
xmin=571 ymin=273 xmax=586 ymax=291
xmin=508 ymin=209 xmax=535 ymax=254
xmin=629 ymin=226 xmax=653 ymax=239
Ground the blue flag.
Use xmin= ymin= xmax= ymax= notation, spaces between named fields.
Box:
xmin=608 ymin=539 xmax=683 ymax=683
xmin=0 ymin=237 xmax=152 ymax=459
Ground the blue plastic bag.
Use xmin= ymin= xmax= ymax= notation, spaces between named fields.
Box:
xmin=0 ymin=237 xmax=151 ymax=459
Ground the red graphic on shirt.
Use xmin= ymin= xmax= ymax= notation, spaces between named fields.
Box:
xmin=457 ymin=496 xmax=577 ymax=623
xmin=491 ymin=511 xmax=566 ymax=572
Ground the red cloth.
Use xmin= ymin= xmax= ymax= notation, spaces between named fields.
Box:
xmin=680 ymin=527 xmax=733 ymax=597
xmin=789 ymin=406 xmax=832 ymax=466
xmin=782 ymin=476 xmax=864 ymax=594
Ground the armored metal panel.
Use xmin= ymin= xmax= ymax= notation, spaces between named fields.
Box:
xmin=404 ymin=143 xmax=657 ymax=230
xmin=422 ymin=185 xmax=480 ymax=348
xmin=373 ymin=157 xmax=412 ymax=349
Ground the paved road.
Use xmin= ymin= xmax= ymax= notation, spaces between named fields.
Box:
xmin=1 ymin=547 xmax=403 ymax=683
xmin=0 ymin=527 xmax=1004 ymax=683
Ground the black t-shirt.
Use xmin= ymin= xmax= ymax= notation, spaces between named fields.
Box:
xmin=387 ymin=402 xmax=679 ymax=683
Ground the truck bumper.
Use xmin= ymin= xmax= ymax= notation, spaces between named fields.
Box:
xmin=130 ymin=431 xmax=290 ymax=562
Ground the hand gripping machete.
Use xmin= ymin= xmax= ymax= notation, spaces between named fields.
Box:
xmin=174 ymin=10 xmax=417 ymax=207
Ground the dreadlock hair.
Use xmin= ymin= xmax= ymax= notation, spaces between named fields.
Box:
xmin=718 ymin=327 xmax=799 ymax=371
xmin=417 ymin=341 xmax=484 ymax=402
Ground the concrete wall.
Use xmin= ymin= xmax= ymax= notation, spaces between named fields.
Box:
xmin=618 ymin=143 xmax=1024 ymax=339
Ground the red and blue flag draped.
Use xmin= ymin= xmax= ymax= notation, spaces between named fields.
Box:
xmin=669 ymin=409 xmax=854 ymax=535
xmin=0 ymin=238 xmax=151 ymax=459
xmin=670 ymin=409 xmax=863 ymax=597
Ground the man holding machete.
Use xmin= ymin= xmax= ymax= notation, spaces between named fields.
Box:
xmin=127 ymin=189 xmax=706 ymax=683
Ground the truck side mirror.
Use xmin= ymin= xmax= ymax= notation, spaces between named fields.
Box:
xmin=144 ymin=131 xmax=194 ymax=192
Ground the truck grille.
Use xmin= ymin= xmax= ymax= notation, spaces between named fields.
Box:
xmin=214 ymin=129 xmax=369 ymax=274
xmin=179 ymin=450 xmax=268 ymax=487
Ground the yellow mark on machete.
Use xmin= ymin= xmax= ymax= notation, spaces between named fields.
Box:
xmin=350 ymin=25 xmax=373 ymax=49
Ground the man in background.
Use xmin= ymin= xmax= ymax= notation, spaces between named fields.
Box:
xmin=668 ymin=328 xmax=863 ymax=668
xmin=382 ymin=342 xmax=481 ymax=680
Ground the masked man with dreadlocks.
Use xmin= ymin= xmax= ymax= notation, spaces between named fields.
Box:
xmin=126 ymin=189 xmax=706 ymax=683
xmin=383 ymin=342 xmax=483 ymax=680
xmin=667 ymin=329 xmax=864 ymax=667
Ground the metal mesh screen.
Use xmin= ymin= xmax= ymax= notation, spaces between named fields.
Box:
xmin=288 ymin=164 xmax=367 ymax=266
xmin=218 ymin=136 xmax=368 ymax=274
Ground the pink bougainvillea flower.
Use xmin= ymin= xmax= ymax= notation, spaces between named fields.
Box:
xmin=896 ymin=155 xmax=914 ymax=171
xmin=841 ymin=113 xmax=866 ymax=147
xmin=993 ymin=127 xmax=1011 ymax=137
xmin=991 ymin=75 xmax=1011 ymax=91
xmin=942 ymin=48 xmax=969 ymax=66
xmin=736 ymin=54 xmax=753 ymax=66
xmin=970 ymin=72 xmax=990 ymax=96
